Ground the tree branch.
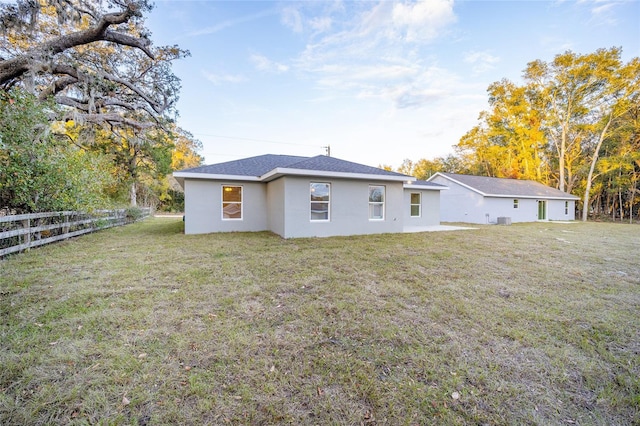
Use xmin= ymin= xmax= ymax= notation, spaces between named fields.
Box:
xmin=38 ymin=76 xmax=78 ymax=100
xmin=41 ymin=6 xmax=143 ymax=56
xmin=94 ymin=69 xmax=163 ymax=113
xmin=44 ymin=61 xmax=164 ymax=114
xmin=63 ymin=111 xmax=156 ymax=129
xmin=0 ymin=2 xmax=152 ymax=85
xmin=55 ymin=95 xmax=89 ymax=110
xmin=103 ymin=30 xmax=152 ymax=57
xmin=55 ymin=94 xmax=157 ymax=118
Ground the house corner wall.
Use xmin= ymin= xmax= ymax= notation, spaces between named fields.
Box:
xmin=183 ymin=179 xmax=268 ymax=234
xmin=430 ymin=176 xmax=487 ymax=223
xmin=266 ymin=178 xmax=285 ymax=237
xmin=548 ymin=199 xmax=576 ymax=221
xmin=183 ymin=179 xmax=215 ymax=234
xmin=403 ymin=189 xmax=441 ymax=226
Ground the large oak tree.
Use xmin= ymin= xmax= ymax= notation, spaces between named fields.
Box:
xmin=0 ymin=0 xmax=187 ymax=128
xmin=0 ymin=0 xmax=201 ymax=209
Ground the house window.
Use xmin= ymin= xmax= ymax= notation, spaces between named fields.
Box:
xmin=410 ymin=193 xmax=421 ymax=217
xmin=310 ymin=182 xmax=330 ymax=221
xmin=369 ymin=185 xmax=385 ymax=220
xmin=222 ymin=185 xmax=242 ymax=219
xmin=565 ymin=201 xmax=569 ymax=215
xmin=513 ymin=199 xmax=519 ymax=209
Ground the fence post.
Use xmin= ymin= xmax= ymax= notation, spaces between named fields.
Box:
xmin=62 ymin=212 xmax=70 ymax=234
xmin=21 ymin=218 xmax=31 ymax=249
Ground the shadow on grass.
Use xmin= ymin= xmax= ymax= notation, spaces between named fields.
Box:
xmin=132 ymin=218 xmax=281 ymax=242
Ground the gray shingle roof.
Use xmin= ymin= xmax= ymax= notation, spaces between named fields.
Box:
xmin=179 ymin=154 xmax=308 ymax=177
xmin=435 ymin=173 xmax=579 ymax=199
xmin=285 ymin=155 xmax=408 ymax=177
xmin=179 ymin=154 xmax=408 ymax=179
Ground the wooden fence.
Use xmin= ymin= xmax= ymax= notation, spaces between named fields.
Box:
xmin=0 ymin=208 xmax=150 ymax=257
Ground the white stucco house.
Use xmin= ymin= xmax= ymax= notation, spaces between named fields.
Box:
xmin=173 ymin=154 xmax=446 ymax=238
xmin=427 ymin=172 xmax=580 ymax=224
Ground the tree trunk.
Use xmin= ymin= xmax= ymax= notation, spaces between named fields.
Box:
xmin=581 ymin=114 xmax=613 ymax=221
xmin=618 ymin=186 xmax=623 ymax=222
xmin=127 ymin=140 xmax=139 ymax=207
xmin=559 ymin=127 xmax=566 ymax=192
xmin=130 ymin=182 xmax=137 ymax=207
xmin=606 ymin=177 xmax=614 ymax=217
xmin=631 ymin=174 xmax=638 ymax=224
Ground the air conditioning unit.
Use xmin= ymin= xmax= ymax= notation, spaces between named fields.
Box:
xmin=497 ymin=217 xmax=511 ymax=225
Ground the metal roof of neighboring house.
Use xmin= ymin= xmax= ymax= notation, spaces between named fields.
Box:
xmin=429 ymin=172 xmax=580 ymax=200
xmin=174 ymin=154 xmax=411 ymax=183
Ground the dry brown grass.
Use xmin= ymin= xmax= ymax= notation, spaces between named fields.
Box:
xmin=1 ymin=218 xmax=638 ymax=425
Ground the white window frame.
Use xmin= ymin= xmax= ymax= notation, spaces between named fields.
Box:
xmin=410 ymin=192 xmax=421 ymax=217
xmin=221 ymin=185 xmax=243 ymax=220
xmin=513 ymin=199 xmax=519 ymax=209
xmin=310 ymin=182 xmax=330 ymax=221
xmin=369 ymin=185 xmax=385 ymax=220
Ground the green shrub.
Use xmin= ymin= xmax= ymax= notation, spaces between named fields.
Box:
xmin=0 ymin=89 xmax=114 ymax=213
xmin=124 ymin=206 xmax=145 ymax=222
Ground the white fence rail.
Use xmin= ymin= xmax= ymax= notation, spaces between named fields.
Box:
xmin=0 ymin=208 xmax=150 ymax=257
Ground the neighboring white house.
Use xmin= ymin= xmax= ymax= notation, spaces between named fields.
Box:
xmin=174 ymin=154 xmax=446 ymax=238
xmin=427 ymin=172 xmax=580 ymax=224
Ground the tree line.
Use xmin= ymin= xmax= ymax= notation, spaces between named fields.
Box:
xmin=0 ymin=0 xmax=202 ymax=214
xmin=395 ymin=48 xmax=639 ymax=222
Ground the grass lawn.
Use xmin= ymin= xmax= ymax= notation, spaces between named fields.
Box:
xmin=1 ymin=218 xmax=638 ymax=425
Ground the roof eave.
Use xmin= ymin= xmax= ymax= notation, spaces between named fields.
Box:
xmin=172 ymin=171 xmax=261 ymax=182
xmin=486 ymin=194 xmax=580 ymax=200
xmin=174 ymin=168 xmax=415 ymax=184
xmin=428 ymin=172 xmax=487 ymax=196
xmin=261 ymin=167 xmax=414 ymax=182
xmin=403 ymin=183 xmax=448 ymax=191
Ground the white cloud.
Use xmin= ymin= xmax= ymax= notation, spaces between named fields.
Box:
xmin=281 ymin=6 xmax=303 ymax=33
xmin=293 ymin=0 xmax=457 ymax=64
xmin=187 ymin=9 xmax=276 ymax=37
xmin=540 ymin=36 xmax=574 ymax=53
xmin=387 ymin=87 xmax=449 ymax=109
xmin=576 ymin=0 xmax=625 ymax=26
xmin=280 ymin=1 xmax=344 ymax=36
xmin=463 ymin=51 xmax=500 ymax=73
xmin=250 ymin=54 xmax=289 ymax=73
xmin=326 ymin=63 xmax=419 ymax=83
xmin=202 ymin=70 xmax=246 ymax=85
xmin=314 ymin=63 xmax=421 ymax=97
xmin=392 ymin=0 xmax=457 ymax=42
xmin=589 ymin=2 xmax=618 ymax=25
xmin=287 ymin=1 xmax=460 ymax=109
xmin=351 ymin=65 xmax=460 ymax=109
xmin=390 ymin=67 xmax=458 ymax=109
xmin=309 ymin=16 xmax=333 ymax=33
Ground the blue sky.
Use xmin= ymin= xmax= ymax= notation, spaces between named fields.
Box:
xmin=147 ymin=0 xmax=640 ymax=169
